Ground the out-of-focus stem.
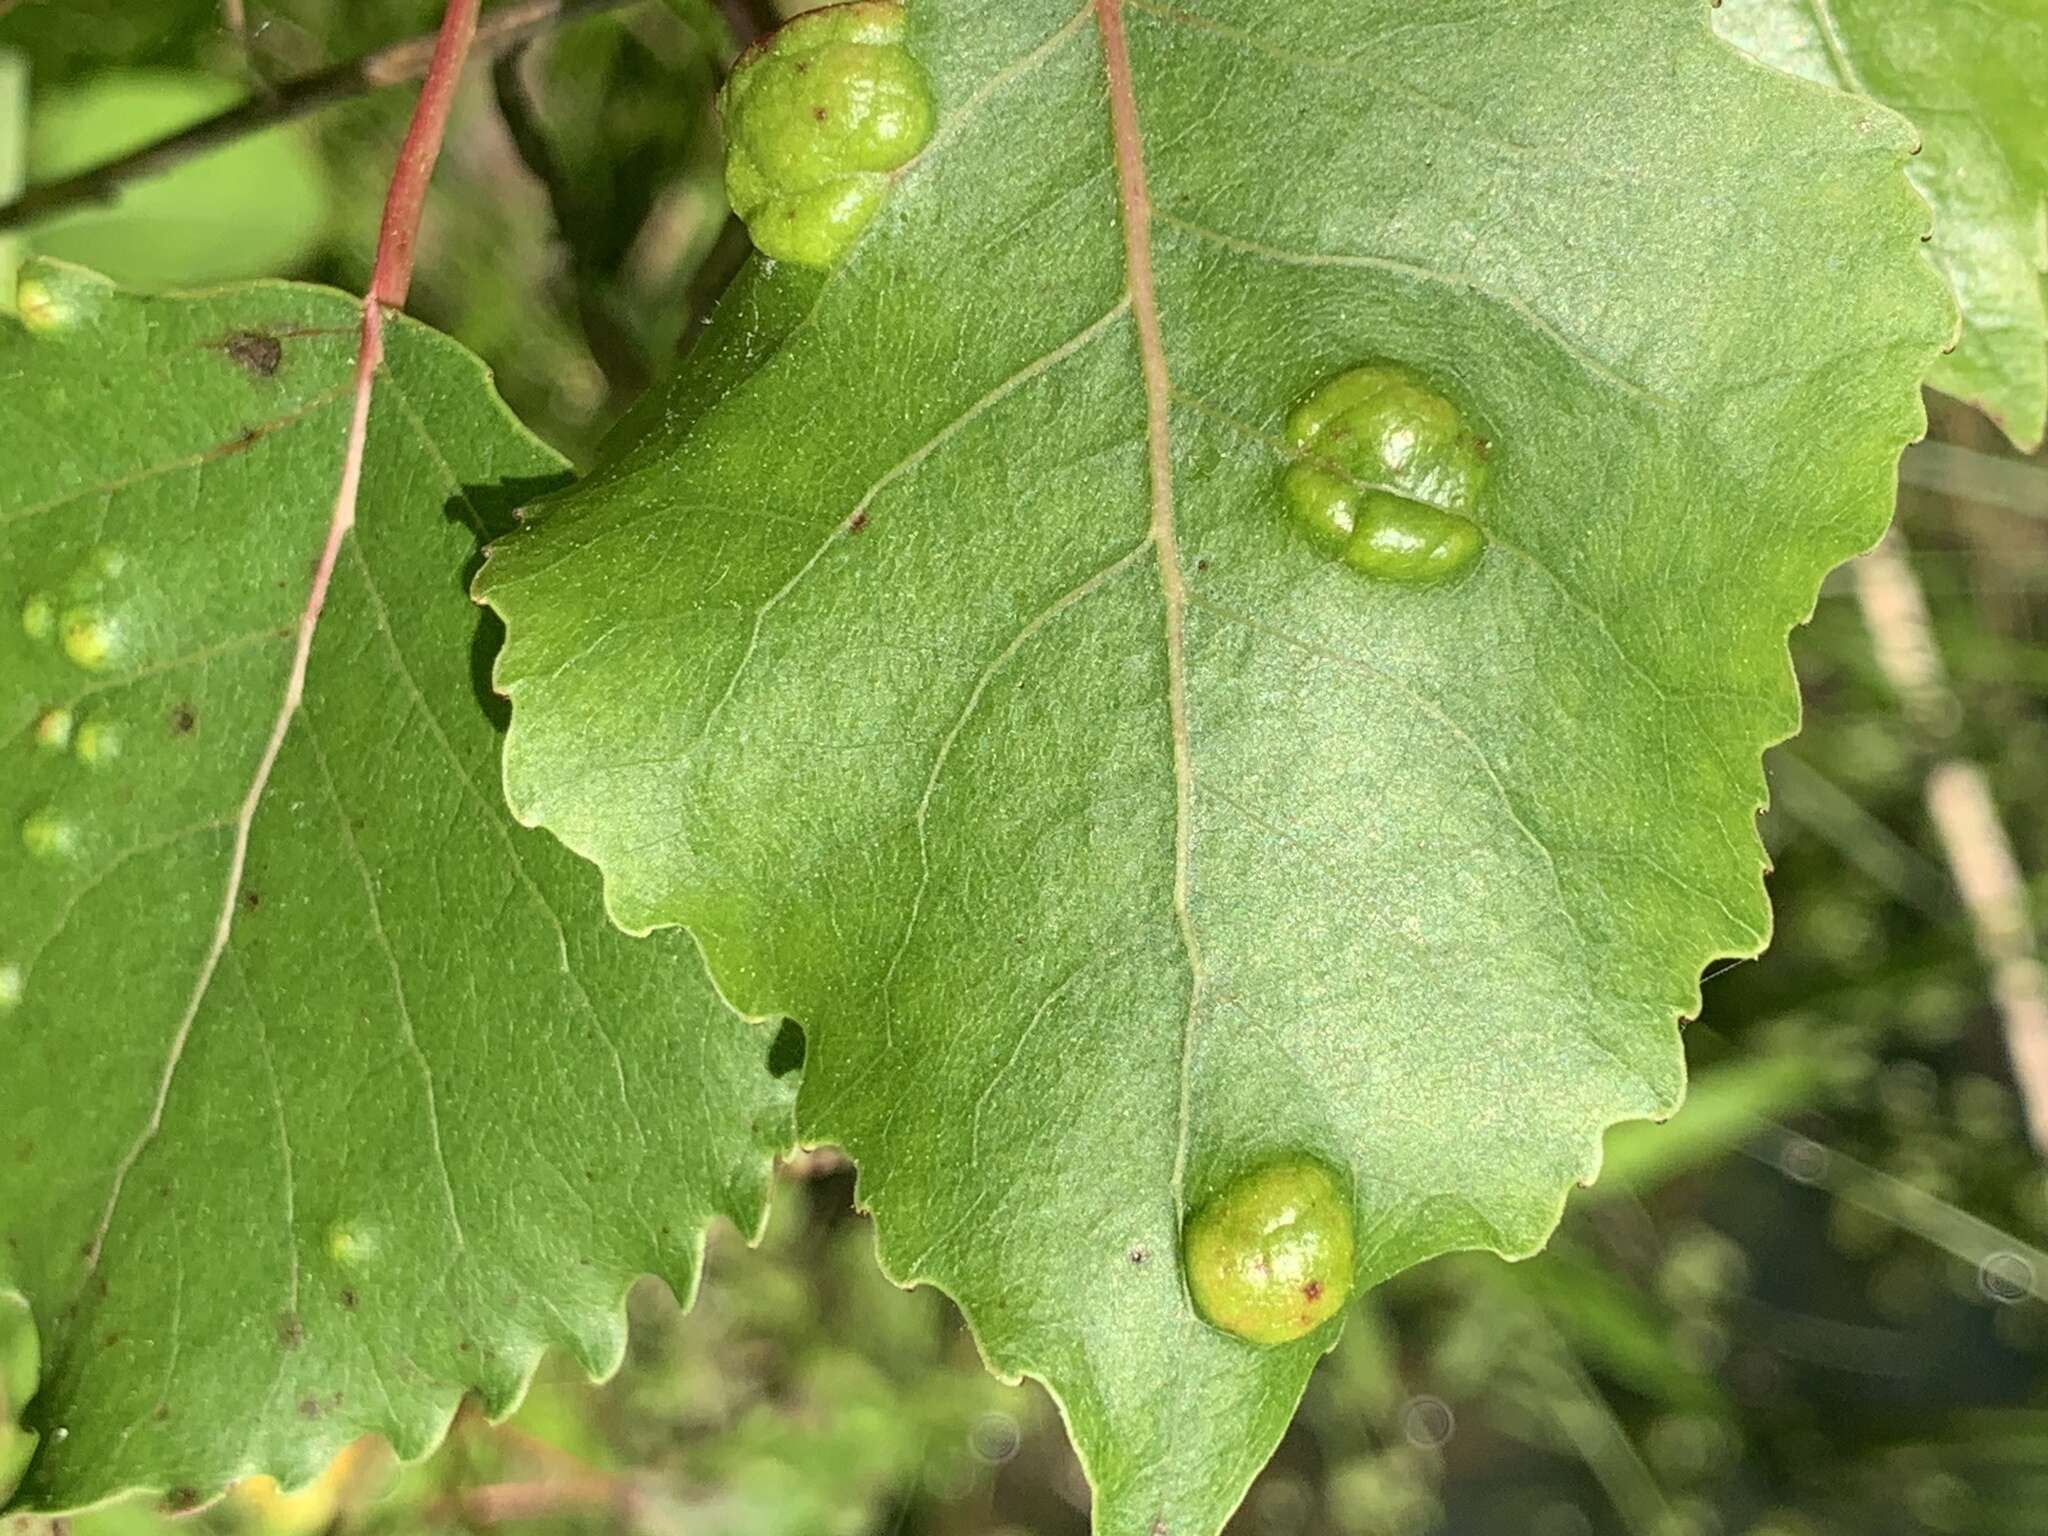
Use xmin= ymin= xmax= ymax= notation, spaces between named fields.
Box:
xmin=1854 ymin=531 xmax=2048 ymax=1155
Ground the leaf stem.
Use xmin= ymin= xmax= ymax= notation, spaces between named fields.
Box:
xmin=369 ymin=0 xmax=479 ymax=307
xmin=0 ymin=0 xmax=643 ymax=235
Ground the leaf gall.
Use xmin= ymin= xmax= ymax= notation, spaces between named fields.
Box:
xmin=1182 ymin=1157 xmax=1354 ymax=1346
xmin=20 ymin=592 xmax=54 ymax=642
xmin=718 ymin=1 xmax=935 ymax=267
xmin=32 ymin=708 xmax=75 ymax=752
xmin=21 ymin=806 xmax=82 ymax=863
xmin=57 ymin=607 xmax=120 ymax=671
xmin=1282 ymin=363 xmax=1489 ymax=585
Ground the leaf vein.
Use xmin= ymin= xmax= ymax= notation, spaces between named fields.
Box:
xmin=375 ymin=377 xmax=648 ymax=1146
xmin=1155 ymin=211 xmax=1674 ymax=410
xmin=302 ymin=716 xmax=469 ymax=1256
xmin=697 ymin=299 xmax=1134 ymax=758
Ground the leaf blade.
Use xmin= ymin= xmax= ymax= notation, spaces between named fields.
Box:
xmin=476 ymin=3 xmax=1952 ymax=1530
xmin=0 ymin=268 xmax=793 ymax=1513
xmin=1716 ymin=0 xmax=2048 ymax=450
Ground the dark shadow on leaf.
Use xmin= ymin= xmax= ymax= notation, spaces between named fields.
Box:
xmin=768 ymin=1018 xmax=807 ymax=1080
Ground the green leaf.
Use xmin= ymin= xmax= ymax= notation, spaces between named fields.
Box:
xmin=1715 ymin=0 xmax=2048 ymax=451
xmin=0 ymin=46 xmax=25 ymax=303
xmin=0 ymin=2 xmax=220 ymax=88
xmin=0 ymin=262 xmax=795 ymax=1514
xmin=475 ymin=3 xmax=1949 ymax=1530
xmin=25 ymin=71 xmax=329 ymax=290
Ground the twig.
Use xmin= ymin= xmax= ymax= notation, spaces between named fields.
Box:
xmin=1853 ymin=530 xmax=2048 ymax=1155
xmin=0 ymin=0 xmax=645 ymax=234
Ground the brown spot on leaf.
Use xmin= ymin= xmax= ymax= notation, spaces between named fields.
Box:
xmin=847 ymin=511 xmax=868 ymax=534
xmin=240 ymin=888 xmax=260 ymax=912
xmin=153 ymin=1403 xmax=171 ymax=1422
xmin=297 ymin=1397 xmax=322 ymax=1419
xmin=813 ymin=105 xmax=829 ymax=120
xmin=1128 ymin=1245 xmax=1149 ymax=1265
xmin=276 ymin=1310 xmax=304 ymax=1351
xmin=339 ymin=1287 xmax=359 ymax=1311
xmin=163 ymin=1487 xmax=202 ymax=1514
xmin=223 ymin=331 xmax=283 ymax=378
xmin=1302 ymin=1280 xmax=1323 ymax=1302
xmin=169 ymin=704 xmax=196 ymax=736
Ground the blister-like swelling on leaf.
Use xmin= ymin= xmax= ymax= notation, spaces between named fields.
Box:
xmin=718 ymin=1 xmax=935 ymax=266
xmin=1282 ymin=363 xmax=1488 ymax=584
xmin=476 ymin=3 xmax=1949 ymax=1532
xmin=12 ymin=259 xmax=110 ymax=335
xmin=0 ymin=264 xmax=796 ymax=1515
xmin=1715 ymin=0 xmax=2048 ymax=450
xmin=30 ymin=708 xmax=72 ymax=751
xmin=1183 ymin=1160 xmax=1354 ymax=1345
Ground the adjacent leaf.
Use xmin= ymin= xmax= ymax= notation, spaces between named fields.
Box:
xmin=0 ymin=46 xmax=23 ymax=304
xmin=26 ymin=71 xmax=329 ymax=289
xmin=0 ymin=2 xmax=220 ymax=88
xmin=477 ymin=3 xmax=1949 ymax=1530
xmin=1717 ymin=0 xmax=2048 ymax=450
xmin=0 ymin=262 xmax=794 ymax=1513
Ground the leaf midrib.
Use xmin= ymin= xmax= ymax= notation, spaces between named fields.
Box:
xmin=1091 ymin=0 xmax=1204 ymax=1215
xmin=74 ymin=311 xmax=381 ymax=1297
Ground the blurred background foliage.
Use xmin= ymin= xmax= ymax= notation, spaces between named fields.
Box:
xmin=5 ymin=3 xmax=2048 ymax=1534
